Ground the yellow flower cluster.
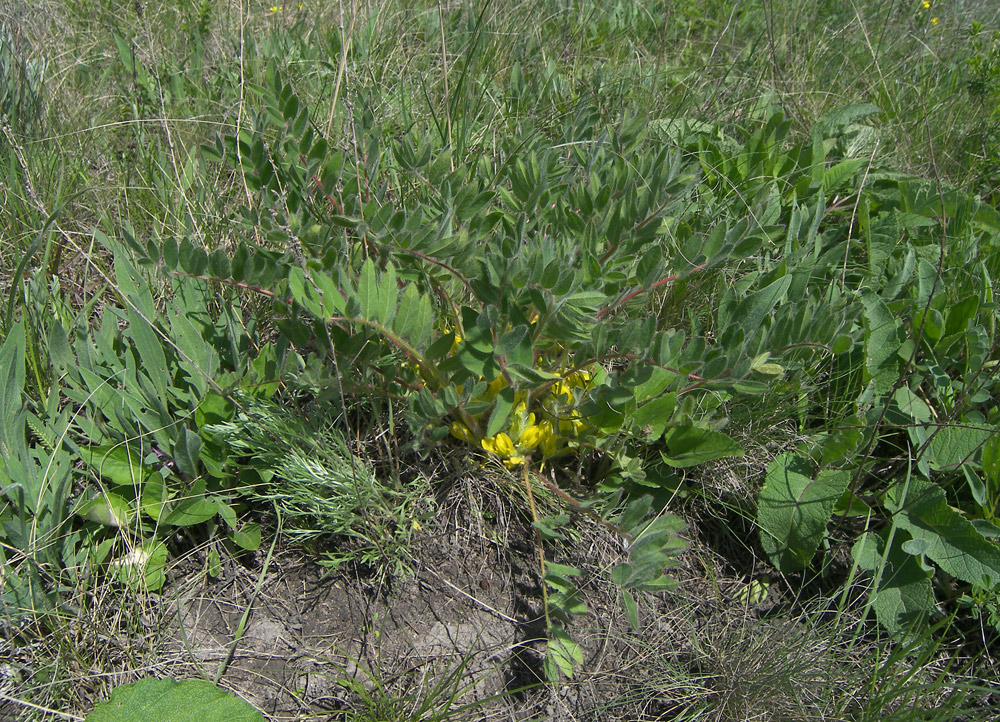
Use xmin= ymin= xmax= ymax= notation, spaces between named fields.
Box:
xmin=450 ymin=369 xmax=592 ymax=468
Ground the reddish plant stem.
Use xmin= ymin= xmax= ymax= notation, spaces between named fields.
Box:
xmin=597 ymin=265 xmax=704 ymax=320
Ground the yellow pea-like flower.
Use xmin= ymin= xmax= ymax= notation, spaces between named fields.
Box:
xmin=482 ymin=432 xmax=514 ymax=457
xmin=551 ymin=379 xmax=573 ymax=403
xmin=450 ymin=422 xmax=475 ymax=444
xmin=519 ymin=423 xmax=546 ymax=450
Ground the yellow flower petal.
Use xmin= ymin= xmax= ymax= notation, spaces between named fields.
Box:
xmin=450 ymin=422 xmax=475 ymax=444
xmin=519 ymin=424 xmax=545 ymax=450
xmin=482 ymin=433 xmax=515 ymax=458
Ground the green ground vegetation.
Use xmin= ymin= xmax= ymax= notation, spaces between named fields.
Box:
xmin=2 ymin=0 xmax=1000 ymax=719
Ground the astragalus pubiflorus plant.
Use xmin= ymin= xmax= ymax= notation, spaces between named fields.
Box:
xmin=3 ymin=1 xmax=1000 ymax=716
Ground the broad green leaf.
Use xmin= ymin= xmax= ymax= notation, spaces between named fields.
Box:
xmin=757 ymin=454 xmax=850 ymax=572
xmin=163 ymin=481 xmax=217 ymax=527
xmin=414 ymin=293 xmax=434 ymax=349
xmin=545 ymin=625 xmax=583 ymax=681
xmin=631 ymin=394 xmax=677 ymax=440
xmin=287 ymin=267 xmax=321 ymax=317
xmin=485 ymin=386 xmax=515 ymax=438
xmin=496 ymin=326 xmax=531 ymax=367
xmin=924 ymin=425 xmax=994 ymax=472
xmin=631 ymin=366 xmax=676 ymax=402
xmin=532 ymin=519 xmax=566 ymax=541
xmin=611 ymin=563 xmax=633 ymax=586
xmin=892 ymin=386 xmax=932 ymax=423
xmin=944 ymin=295 xmax=979 ymax=338
xmin=661 ymin=426 xmax=743 ymax=468
xmin=852 ymin=531 xmax=935 ymax=638
xmin=393 ymin=283 xmax=421 ymax=342
xmin=312 ymin=271 xmax=346 ymax=316
xmin=124 ymin=306 xmax=169 ymax=410
xmin=816 ymin=103 xmax=881 ymax=134
xmin=822 ymin=158 xmax=867 ymax=193
xmin=621 ymin=589 xmax=639 ymax=631
xmin=84 ymin=677 xmax=264 ymax=722
xmin=216 ymin=499 xmax=238 ymax=530
xmin=47 ymin=322 xmax=73 ymax=373
xmin=616 ymin=495 xmax=652 ymax=533
xmin=75 ymin=492 xmax=132 ymax=527
xmin=114 ymin=252 xmax=155 ymax=319
xmin=140 ymin=477 xmax=167 ymax=521
xmin=208 ymin=248 xmax=231 ymax=279
xmin=891 ymin=477 xmax=1000 ymax=588
xmin=231 ymin=522 xmax=262 ymax=551
xmin=168 ymin=306 xmax=219 ymax=398
xmin=195 ymin=393 xmax=235 ymax=428
xmin=81 ymin=444 xmax=155 ymax=487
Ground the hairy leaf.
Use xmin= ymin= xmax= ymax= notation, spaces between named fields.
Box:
xmin=85 ymin=677 xmax=264 ymax=722
xmin=757 ymin=453 xmax=850 ymax=572
xmin=891 ymin=477 xmax=1000 ymax=588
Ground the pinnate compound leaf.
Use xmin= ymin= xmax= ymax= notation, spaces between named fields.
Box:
xmin=84 ymin=677 xmax=264 ymax=722
xmin=757 ymin=454 xmax=850 ymax=572
xmin=891 ymin=477 xmax=1000 ymax=588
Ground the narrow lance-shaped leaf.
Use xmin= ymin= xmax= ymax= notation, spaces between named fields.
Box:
xmin=393 ymin=283 xmax=421 ymax=342
xmin=0 ymin=321 xmax=26 ymax=451
xmin=377 ymin=262 xmax=398 ymax=326
xmin=357 ymin=258 xmax=378 ymax=321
